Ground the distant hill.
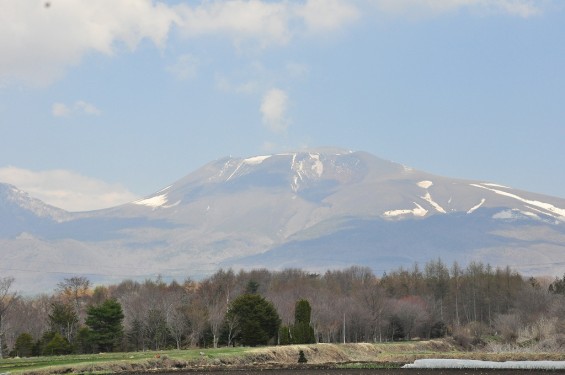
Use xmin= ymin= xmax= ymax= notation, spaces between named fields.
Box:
xmin=2 ymin=149 xmax=565 ymax=293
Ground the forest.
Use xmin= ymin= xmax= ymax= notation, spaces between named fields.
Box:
xmin=1 ymin=260 xmax=565 ymax=357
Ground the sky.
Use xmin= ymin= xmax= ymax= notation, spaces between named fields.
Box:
xmin=0 ymin=0 xmax=564 ymax=211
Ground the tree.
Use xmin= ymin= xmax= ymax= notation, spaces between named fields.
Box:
xmin=14 ymin=332 xmax=34 ymax=357
xmin=549 ymin=274 xmax=565 ymax=295
xmin=85 ymin=299 xmax=124 ymax=352
xmin=291 ymin=299 xmax=315 ymax=344
xmin=197 ymin=270 xmax=235 ymax=348
xmin=145 ymin=308 xmax=169 ymax=350
xmin=48 ymin=301 xmax=79 ymax=343
xmin=227 ymin=294 xmax=280 ymax=346
xmin=56 ymin=276 xmax=91 ymax=322
xmin=0 ymin=277 xmax=18 ymax=359
xmin=44 ymin=332 xmax=72 ymax=355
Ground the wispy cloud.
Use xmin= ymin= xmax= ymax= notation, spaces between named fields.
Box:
xmin=0 ymin=0 xmax=549 ymax=87
xmin=52 ymin=100 xmax=101 ymax=117
xmin=52 ymin=102 xmax=71 ymax=117
xmin=295 ymin=0 xmax=360 ymax=33
xmin=261 ymin=88 xmax=289 ymax=133
xmin=0 ymin=167 xmax=138 ymax=211
xmin=372 ymin=0 xmax=543 ymax=18
xmin=0 ymin=0 xmax=178 ymax=86
xmin=175 ymin=0 xmax=292 ymax=48
xmin=175 ymin=0 xmax=360 ymax=49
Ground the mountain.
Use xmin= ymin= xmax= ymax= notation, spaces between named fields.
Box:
xmin=2 ymin=149 xmax=565 ymax=293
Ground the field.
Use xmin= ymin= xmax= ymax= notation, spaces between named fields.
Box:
xmin=1 ymin=340 xmax=565 ymax=375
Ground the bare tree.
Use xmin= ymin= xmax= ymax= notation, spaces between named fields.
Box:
xmin=5 ymin=295 xmax=50 ymax=346
xmin=0 ymin=277 xmax=18 ymax=359
xmin=359 ymin=280 xmax=390 ymax=342
xmin=197 ymin=270 xmax=235 ymax=348
xmin=56 ymin=276 xmax=91 ymax=323
xmin=392 ymin=296 xmax=429 ymax=340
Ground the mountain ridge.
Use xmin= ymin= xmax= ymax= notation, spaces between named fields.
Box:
xmin=1 ymin=149 xmax=565 ymax=293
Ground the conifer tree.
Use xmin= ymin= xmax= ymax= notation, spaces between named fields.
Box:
xmin=292 ymin=299 xmax=316 ymax=344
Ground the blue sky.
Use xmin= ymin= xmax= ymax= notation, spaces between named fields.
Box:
xmin=1 ymin=0 xmax=564 ymax=211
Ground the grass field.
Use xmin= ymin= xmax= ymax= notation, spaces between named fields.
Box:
xmin=0 ymin=347 xmax=249 ymax=374
xmin=1 ymin=340 xmax=565 ymax=374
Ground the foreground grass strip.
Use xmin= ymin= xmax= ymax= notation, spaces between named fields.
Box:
xmin=0 ymin=347 xmax=251 ymax=374
xmin=2 ymin=341 xmax=565 ymax=374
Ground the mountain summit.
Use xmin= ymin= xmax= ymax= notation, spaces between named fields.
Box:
xmin=2 ymin=150 xmax=565 ymax=293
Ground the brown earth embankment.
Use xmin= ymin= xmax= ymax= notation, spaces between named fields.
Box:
xmin=18 ymin=340 xmax=565 ymax=375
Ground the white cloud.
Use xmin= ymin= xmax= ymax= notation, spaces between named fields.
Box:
xmin=175 ymin=1 xmax=292 ymax=48
xmin=372 ymin=0 xmax=543 ymax=18
xmin=52 ymin=102 xmax=71 ymax=117
xmin=0 ymin=0 xmax=545 ymax=87
xmin=166 ymin=54 xmax=199 ymax=80
xmin=260 ymin=88 xmax=289 ymax=133
xmin=0 ymin=0 xmax=179 ymax=86
xmin=52 ymin=100 xmax=101 ymax=117
xmin=295 ymin=0 xmax=360 ymax=33
xmin=0 ymin=0 xmax=358 ymax=87
xmin=75 ymin=100 xmax=101 ymax=116
xmin=0 ymin=167 xmax=138 ymax=211
xmin=175 ymin=0 xmax=360 ymax=49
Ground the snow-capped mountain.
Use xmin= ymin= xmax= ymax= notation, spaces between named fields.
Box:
xmin=0 ymin=183 xmax=70 ymax=236
xmin=2 ymin=149 xmax=565 ymax=293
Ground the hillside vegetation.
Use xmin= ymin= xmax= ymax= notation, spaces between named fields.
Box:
xmin=2 ymin=262 xmax=565 ymax=362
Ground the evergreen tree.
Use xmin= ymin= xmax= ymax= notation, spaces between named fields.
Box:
xmin=75 ymin=327 xmax=93 ymax=354
xmin=291 ymin=299 xmax=315 ymax=344
xmin=298 ymin=349 xmax=308 ymax=363
xmin=14 ymin=333 xmax=34 ymax=357
xmin=549 ymin=274 xmax=565 ymax=295
xmin=126 ymin=318 xmax=145 ymax=351
xmin=85 ymin=299 xmax=124 ymax=352
xmin=246 ymin=280 xmax=260 ymax=294
xmin=227 ymin=293 xmax=280 ymax=346
xmin=44 ymin=332 xmax=72 ymax=355
xmin=278 ymin=325 xmax=291 ymax=345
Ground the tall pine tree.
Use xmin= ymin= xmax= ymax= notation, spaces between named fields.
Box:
xmin=85 ymin=299 xmax=124 ymax=352
xmin=291 ymin=299 xmax=315 ymax=344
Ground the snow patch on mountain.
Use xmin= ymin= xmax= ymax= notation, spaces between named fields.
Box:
xmin=226 ymin=161 xmax=244 ymax=181
xmin=471 ymin=184 xmax=565 ymax=221
xmin=467 ymin=198 xmax=486 ymax=214
xmin=290 ymin=153 xmax=324 ymax=192
xmin=482 ymin=183 xmax=512 ymax=189
xmin=384 ymin=203 xmax=428 ymax=218
xmin=244 ymin=155 xmax=270 ymax=165
xmin=421 ymin=192 xmax=446 ymax=213
xmin=417 ymin=180 xmax=433 ymax=189
xmin=493 ymin=209 xmax=540 ymax=221
xmin=0 ymin=183 xmax=69 ymax=222
xmin=133 ymin=194 xmax=168 ymax=208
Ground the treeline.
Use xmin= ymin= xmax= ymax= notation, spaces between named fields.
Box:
xmin=2 ymin=260 xmax=565 ymax=357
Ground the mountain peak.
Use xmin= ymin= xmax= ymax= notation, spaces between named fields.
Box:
xmin=0 ymin=182 xmax=69 ymax=222
xmin=3 ymin=150 xmax=565 ymax=293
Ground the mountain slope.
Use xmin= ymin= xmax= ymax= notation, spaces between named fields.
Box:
xmin=1 ymin=150 xmax=564 ymax=293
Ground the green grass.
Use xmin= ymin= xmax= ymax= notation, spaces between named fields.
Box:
xmin=0 ymin=347 xmax=251 ymax=374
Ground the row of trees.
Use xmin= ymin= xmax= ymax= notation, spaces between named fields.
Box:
xmin=2 ymin=261 xmax=565 ymax=356
xmin=0 ymin=276 xmax=125 ymax=357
